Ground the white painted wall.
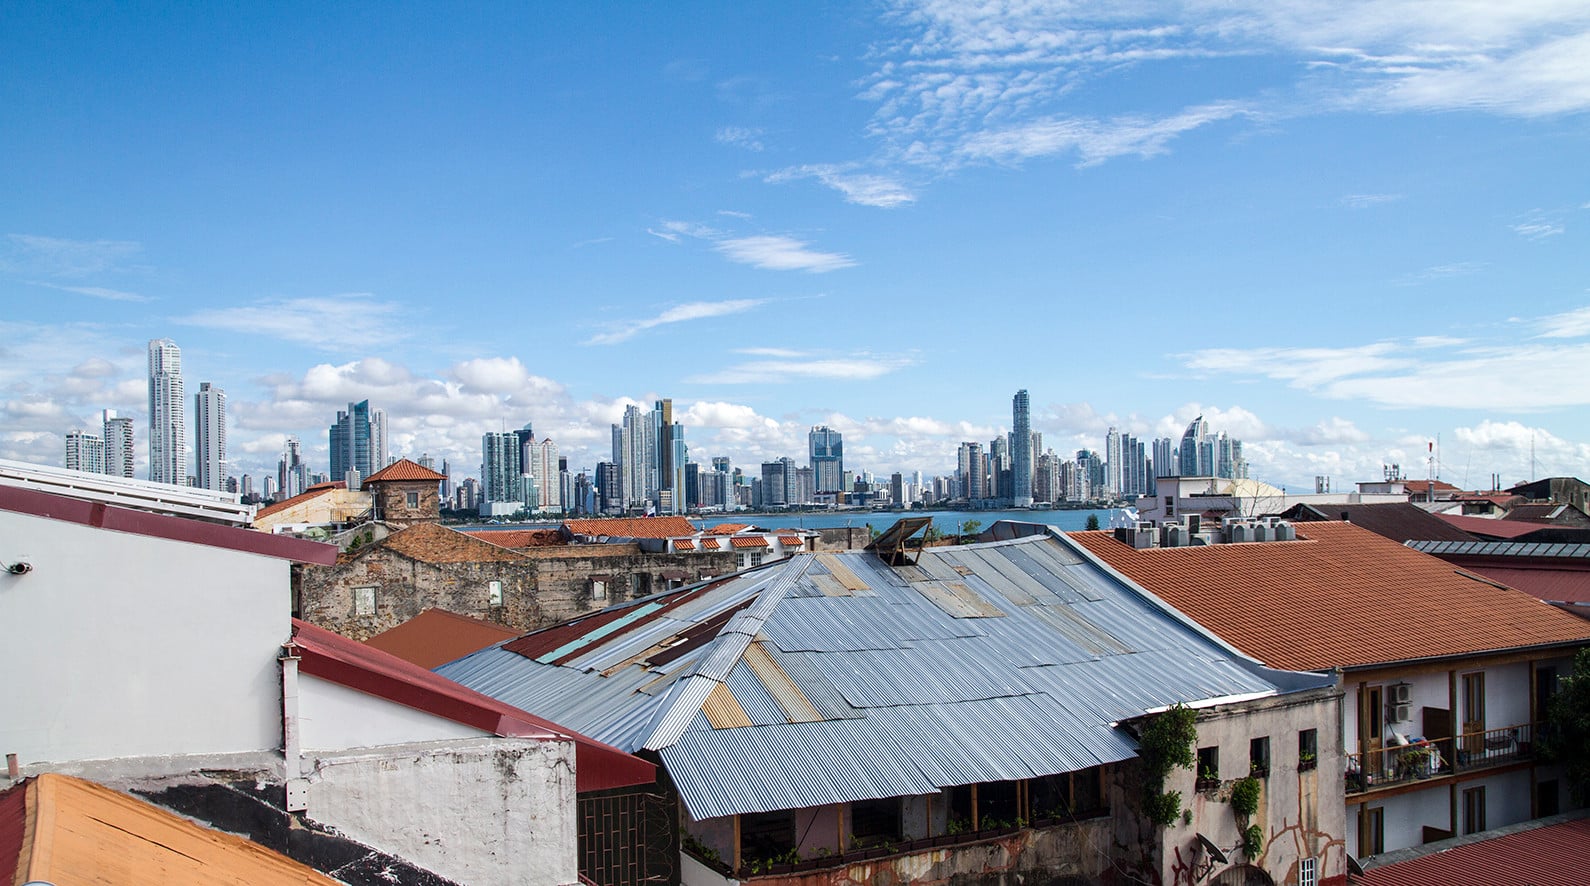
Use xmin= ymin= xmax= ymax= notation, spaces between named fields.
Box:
xmin=298 ymin=674 xmax=481 ymax=751
xmin=0 ymin=510 xmax=290 ymax=768
xmin=304 ymin=736 xmax=579 ymax=886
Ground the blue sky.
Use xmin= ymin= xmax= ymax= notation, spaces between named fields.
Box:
xmin=4 ymin=2 xmax=1590 ymax=492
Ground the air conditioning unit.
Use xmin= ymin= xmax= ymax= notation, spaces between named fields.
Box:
xmin=1391 ymin=683 xmax=1412 ymax=704
xmin=1273 ymin=521 xmax=1296 ymax=541
xmin=1186 ymin=514 xmax=1202 ymax=534
xmin=1391 ymin=703 xmax=1411 ymax=723
xmin=1252 ymin=523 xmax=1272 ymax=542
xmin=1228 ymin=523 xmax=1255 ymax=543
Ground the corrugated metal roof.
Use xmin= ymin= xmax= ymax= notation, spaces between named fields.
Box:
xmin=1358 ymin=816 xmax=1590 ymax=886
xmin=444 ymin=526 xmax=1327 ymax=821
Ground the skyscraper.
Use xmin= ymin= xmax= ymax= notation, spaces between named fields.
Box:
xmin=65 ymin=429 xmax=104 ymax=474
xmin=809 ymin=426 xmax=844 ymax=495
xmin=1012 ymin=391 xmax=1033 ymax=507
xmin=481 ymin=431 xmax=522 ymax=506
xmin=194 ymin=382 xmax=227 ymax=491
xmin=329 ymin=400 xmax=385 ymax=486
xmin=102 ymin=409 xmax=134 ymax=478
xmin=615 ymin=404 xmax=651 ymax=511
xmin=957 ymin=441 xmax=987 ymax=501
xmin=146 ymin=338 xmax=186 ymax=485
xmin=525 ymin=436 xmax=562 ymax=513
xmin=1104 ymin=426 xmax=1123 ymax=500
xmin=279 ymin=436 xmax=308 ymax=499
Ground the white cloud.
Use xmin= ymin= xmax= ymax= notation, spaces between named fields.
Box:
xmin=1512 ymin=221 xmax=1565 ymax=239
xmin=690 ymin=352 xmax=912 ymax=383
xmin=765 ymin=165 xmax=917 ymax=208
xmin=957 ymin=102 xmax=1254 ymax=167
xmin=714 ymin=235 xmax=856 ymax=272
xmin=584 ymin=299 xmax=767 ymax=346
xmin=1537 ymin=305 xmax=1590 ymax=338
xmin=715 ymin=126 xmax=766 ymax=152
xmin=1341 ymin=193 xmax=1403 ymax=208
xmin=28 ymin=281 xmax=151 ymax=302
xmin=1 ymin=234 xmax=142 ymax=277
xmin=180 ymin=294 xmax=412 ymax=350
xmin=1398 ymin=262 xmax=1484 ymax=285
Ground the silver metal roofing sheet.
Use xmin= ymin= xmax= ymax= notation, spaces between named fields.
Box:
xmin=760 ymin=597 xmax=905 ymax=652
xmin=724 ymin=660 xmax=786 ymax=727
xmin=759 ymin=642 xmax=863 ymax=721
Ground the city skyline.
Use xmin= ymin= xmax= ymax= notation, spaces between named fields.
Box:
xmin=5 ymin=5 xmax=1590 ymax=492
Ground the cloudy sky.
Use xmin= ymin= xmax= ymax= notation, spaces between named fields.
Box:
xmin=4 ymin=2 xmax=1590 ymax=493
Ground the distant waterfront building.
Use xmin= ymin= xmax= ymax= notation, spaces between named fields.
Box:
xmin=525 ymin=436 xmax=562 ymax=513
xmin=614 ymin=404 xmax=651 ymax=512
xmin=481 ymin=431 xmax=523 ymax=509
xmin=1152 ymin=436 xmax=1177 ymax=478
xmin=957 ymin=441 xmax=987 ymax=502
xmin=596 ymin=461 xmax=623 ymax=515
xmin=278 ymin=436 xmax=308 ymax=499
xmin=1034 ymin=449 xmax=1061 ymax=504
xmin=101 ymin=409 xmax=134 ymax=478
xmin=328 ymin=400 xmax=386 ymax=487
xmin=1104 ymin=427 xmax=1123 ymax=500
xmin=761 ymin=458 xmax=796 ymax=508
xmin=146 ymin=338 xmax=186 ymax=485
xmin=1012 ymin=391 xmax=1033 ymax=507
xmin=65 ymin=429 xmax=105 ymax=474
xmin=809 ymin=426 xmax=844 ymax=494
xmin=194 ymin=382 xmax=227 ymax=491
xmin=989 ymin=435 xmax=1011 ymax=501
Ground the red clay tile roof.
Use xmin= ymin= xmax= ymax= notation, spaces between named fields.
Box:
xmin=729 ymin=536 xmax=769 ymax=548
xmin=363 ymin=458 xmax=447 ymax=483
xmin=254 ymin=481 xmax=347 ymax=520
xmin=1069 ymin=522 xmax=1590 ymax=671
xmin=291 ymin=620 xmax=655 ymax=792
xmin=700 ymin=538 xmax=722 ymax=549
xmin=708 ymin=523 xmax=751 ymax=534
xmin=364 ymin=608 xmax=522 ymax=669
xmin=459 ymin=528 xmax=566 ymax=548
xmin=1358 ymin=816 xmax=1590 ymax=886
xmin=778 ymin=536 xmax=802 ymax=546
xmin=1435 ymin=513 xmax=1549 ymax=539
xmin=673 ymin=538 xmax=696 ymax=550
xmin=1 ymin=773 xmax=340 ymax=884
xmin=563 ymin=516 xmax=697 ymax=539
xmin=378 ymin=522 xmax=528 ymax=563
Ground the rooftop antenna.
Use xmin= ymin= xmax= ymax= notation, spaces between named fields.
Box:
xmin=1532 ymin=431 xmax=1537 ymax=482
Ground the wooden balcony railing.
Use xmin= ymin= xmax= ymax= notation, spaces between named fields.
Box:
xmin=1345 ymin=722 xmax=1535 ymax=795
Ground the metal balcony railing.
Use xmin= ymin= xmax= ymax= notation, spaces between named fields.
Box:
xmin=1345 ymin=722 xmax=1535 ymax=795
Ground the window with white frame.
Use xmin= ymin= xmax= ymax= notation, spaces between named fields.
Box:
xmin=354 ymin=586 xmax=376 ymax=616
xmin=591 ymin=579 xmax=607 ymax=601
xmin=1298 ymin=857 xmax=1317 ymax=886
xmin=406 ymin=491 xmax=420 ymax=508
xmin=489 ymin=580 xmax=503 ymax=607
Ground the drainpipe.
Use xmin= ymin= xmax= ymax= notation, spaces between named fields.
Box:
xmin=280 ymin=641 xmax=309 ymax=811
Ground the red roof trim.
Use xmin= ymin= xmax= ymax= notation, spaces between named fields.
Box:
xmin=0 ymin=484 xmax=337 ymax=565
xmin=291 ymin=620 xmax=654 ymax=792
xmin=0 ymin=777 xmax=26 ymax=886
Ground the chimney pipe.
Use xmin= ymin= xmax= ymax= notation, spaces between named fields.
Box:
xmin=6 ymin=753 xmax=18 ymax=779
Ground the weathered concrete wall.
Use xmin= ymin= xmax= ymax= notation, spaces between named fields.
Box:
xmin=807 ymin=526 xmax=869 ymax=552
xmin=746 ymin=819 xmax=1114 ymax=886
xmin=1146 ymin=687 xmax=1347 ymax=886
xmin=296 ymin=544 xmax=740 ymax=639
xmin=304 ymin=736 xmax=579 ymax=886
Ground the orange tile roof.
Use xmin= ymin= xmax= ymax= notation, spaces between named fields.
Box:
xmin=378 ymin=522 xmax=527 ymax=563
xmin=459 ymin=528 xmax=566 ymax=548
xmin=363 ymin=458 xmax=447 ymax=483
xmin=700 ymin=538 xmax=722 ymax=550
xmin=778 ymin=535 xmax=802 ymax=546
xmin=364 ymin=607 xmax=522 ymax=669
xmin=2 ymin=773 xmax=339 ymax=884
xmin=1069 ymin=522 xmax=1590 ymax=672
xmin=563 ymin=516 xmax=698 ymax=539
xmin=709 ymin=523 xmax=752 ymax=534
xmin=254 ymin=481 xmax=347 ymax=520
xmin=673 ymin=538 xmax=696 ymax=550
xmin=729 ymin=536 xmax=769 ymax=548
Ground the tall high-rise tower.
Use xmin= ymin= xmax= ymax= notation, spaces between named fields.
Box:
xmin=102 ymin=409 xmax=134 ymax=478
xmin=329 ymin=400 xmax=385 ymax=486
xmin=1178 ymin=415 xmax=1209 ymax=477
xmin=146 ymin=338 xmax=186 ymax=485
xmin=1011 ymin=390 xmax=1033 ymax=507
xmin=809 ymin=426 xmax=844 ymax=495
xmin=194 ymin=382 xmax=227 ymax=491
xmin=65 ymin=429 xmax=105 ymax=474
xmin=481 ymin=431 xmax=523 ymax=505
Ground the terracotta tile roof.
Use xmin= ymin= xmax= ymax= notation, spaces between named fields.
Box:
xmin=673 ymin=538 xmax=696 ymax=550
xmin=254 ymin=481 xmax=346 ymax=520
xmin=363 ymin=458 xmax=447 ymax=483
xmin=459 ymin=528 xmax=566 ymax=548
xmin=291 ymin=620 xmax=655 ymax=792
xmin=1069 ymin=522 xmax=1590 ymax=672
xmin=778 ymin=535 xmax=802 ymax=546
xmin=378 ymin=522 xmax=527 ymax=563
xmin=700 ymin=538 xmax=722 ymax=550
xmin=1436 ymin=513 xmax=1549 ymax=539
xmin=729 ymin=536 xmax=768 ymax=548
xmin=708 ymin=523 xmax=751 ymax=534
xmin=1460 ymin=565 xmax=1590 ymax=604
xmin=1281 ymin=502 xmax=1477 ymax=544
xmin=1358 ymin=816 xmax=1590 ymax=886
xmin=1 ymin=773 xmax=339 ymax=884
xmin=364 ymin=608 xmax=522 ymax=669
xmin=563 ymin=516 xmax=697 ymax=539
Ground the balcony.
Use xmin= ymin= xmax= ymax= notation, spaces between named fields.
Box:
xmin=1345 ymin=722 xmax=1536 ymax=795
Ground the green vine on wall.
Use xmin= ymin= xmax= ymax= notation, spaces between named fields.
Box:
xmin=1229 ymin=776 xmax=1260 ymax=818
xmin=1137 ymin=704 xmax=1198 ymax=826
